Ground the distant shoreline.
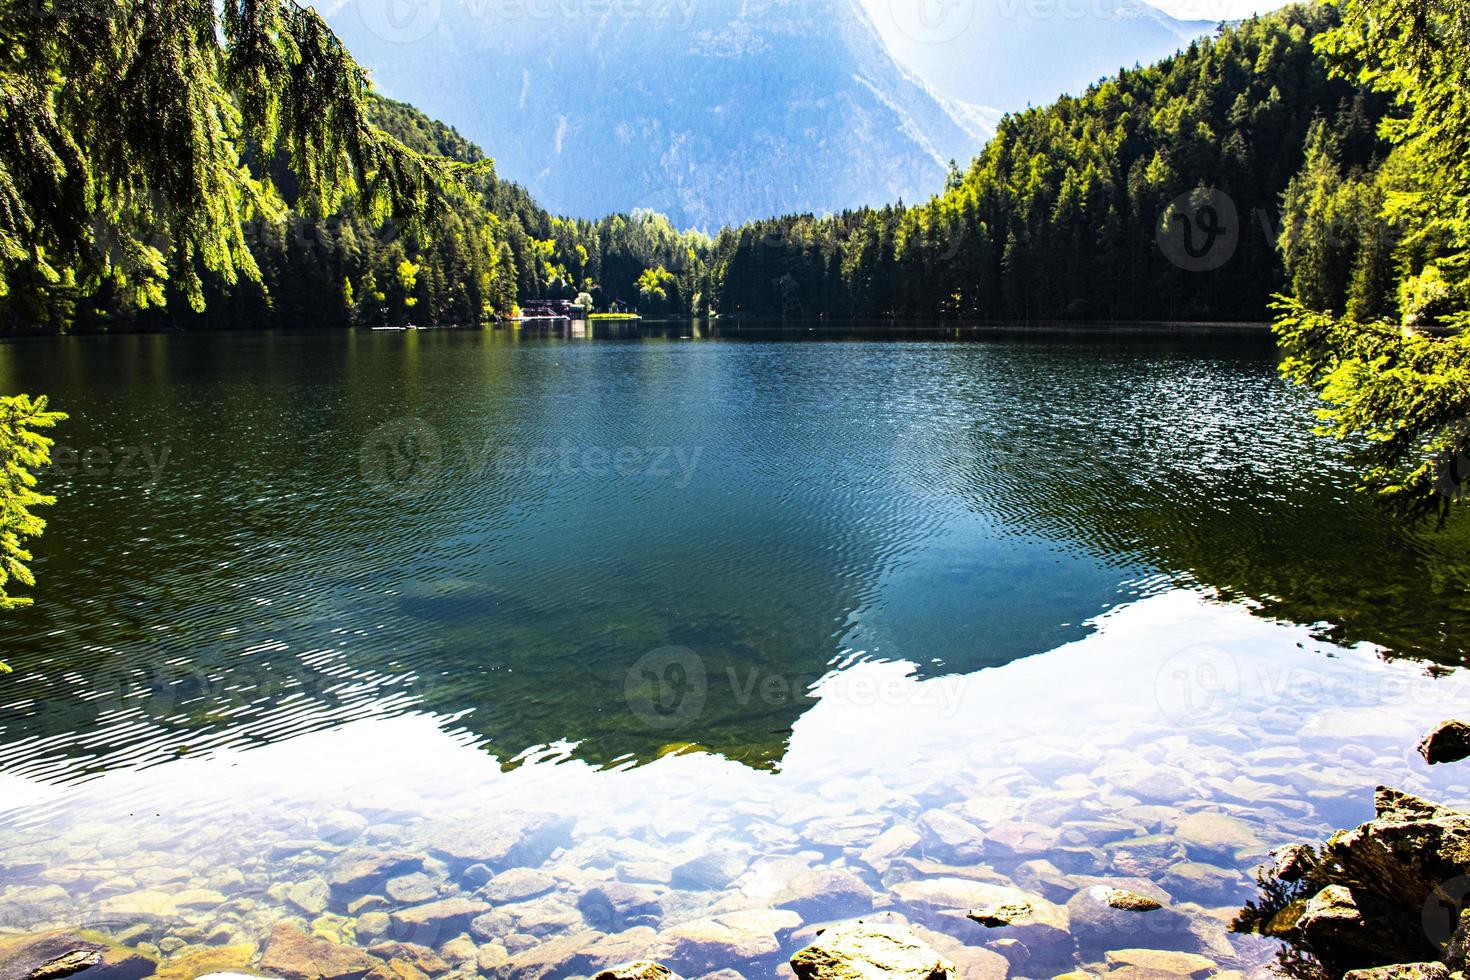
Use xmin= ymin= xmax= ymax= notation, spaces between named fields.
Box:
xmin=610 ymin=317 xmax=1278 ymax=337
xmin=0 ymin=319 xmax=1276 ymax=343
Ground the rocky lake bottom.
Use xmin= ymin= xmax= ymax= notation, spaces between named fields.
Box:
xmin=5 ymin=592 xmax=1470 ymax=979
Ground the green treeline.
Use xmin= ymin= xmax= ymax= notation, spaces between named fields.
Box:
xmin=712 ymin=4 xmax=1384 ymax=321
xmin=3 ymin=4 xmax=1387 ymax=333
xmin=1 ymin=0 xmax=492 ymax=605
xmin=182 ymin=97 xmax=717 ymax=330
xmin=16 ymin=97 xmax=714 ymax=333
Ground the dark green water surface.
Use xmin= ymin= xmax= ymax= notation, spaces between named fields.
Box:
xmin=1 ymin=324 xmax=1467 ymax=782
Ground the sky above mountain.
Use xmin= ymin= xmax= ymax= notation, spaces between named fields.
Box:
xmin=858 ymin=0 xmax=1227 ymax=110
xmin=1141 ymin=0 xmax=1285 ymax=15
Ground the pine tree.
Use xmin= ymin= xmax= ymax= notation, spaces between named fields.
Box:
xmin=0 ymin=395 xmax=66 ymax=637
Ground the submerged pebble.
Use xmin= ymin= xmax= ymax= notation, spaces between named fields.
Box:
xmin=4 ymin=596 xmax=1470 ymax=978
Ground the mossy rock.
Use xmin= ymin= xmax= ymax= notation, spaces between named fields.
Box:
xmin=153 ymin=943 xmax=259 ymax=980
xmin=1265 ymin=898 xmax=1309 ymax=938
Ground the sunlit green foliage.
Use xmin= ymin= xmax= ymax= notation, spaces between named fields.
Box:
xmin=1278 ymin=120 xmax=1394 ymax=318
xmin=1314 ymin=0 xmax=1470 ymax=322
xmin=0 ymin=396 xmax=65 ymax=631
xmin=0 ymin=0 xmax=485 ymax=322
xmin=1277 ymin=301 xmax=1470 ymax=519
xmin=1274 ymin=0 xmax=1470 ymax=520
xmin=637 ymin=266 xmax=675 ymax=307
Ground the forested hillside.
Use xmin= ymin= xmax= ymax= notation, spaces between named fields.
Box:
xmin=2 ymin=4 xmax=1396 ymax=333
xmin=8 ymin=98 xmax=713 ymax=333
xmin=711 ymin=4 xmax=1388 ymax=321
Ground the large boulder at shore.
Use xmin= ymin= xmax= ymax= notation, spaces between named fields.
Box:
xmin=1235 ymin=787 xmax=1470 ymax=977
xmin=1316 ymin=790 xmax=1470 ymax=969
xmin=788 ymin=919 xmax=956 ymax=979
xmin=1418 ymin=720 xmax=1470 ymax=765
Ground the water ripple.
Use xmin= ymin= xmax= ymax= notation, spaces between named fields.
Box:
xmin=0 ymin=328 xmax=1466 ymax=784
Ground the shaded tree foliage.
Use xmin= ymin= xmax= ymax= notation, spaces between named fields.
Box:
xmin=1274 ymin=0 xmax=1470 ymax=521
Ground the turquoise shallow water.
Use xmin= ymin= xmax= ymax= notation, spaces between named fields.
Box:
xmin=2 ymin=324 xmax=1470 ymax=978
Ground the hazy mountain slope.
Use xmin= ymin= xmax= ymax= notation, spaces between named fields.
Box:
xmin=862 ymin=0 xmax=1218 ymax=110
xmin=324 ymin=0 xmax=988 ymax=227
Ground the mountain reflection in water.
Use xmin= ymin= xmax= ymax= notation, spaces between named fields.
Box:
xmin=0 ymin=324 xmax=1466 ymax=784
